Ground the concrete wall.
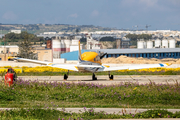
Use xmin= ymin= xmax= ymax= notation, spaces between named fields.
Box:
xmin=53 ymin=58 xmax=66 ymax=63
xmin=0 ymin=61 xmax=76 ymax=67
xmin=66 ymin=60 xmax=78 ymax=64
xmin=0 ymin=61 xmax=42 ymax=67
xmin=0 ymin=54 xmax=14 ymax=61
xmin=0 ymin=46 xmax=19 ymax=53
xmin=35 ymin=49 xmax=52 ymax=62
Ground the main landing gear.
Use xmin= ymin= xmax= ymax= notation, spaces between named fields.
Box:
xmin=64 ymin=70 xmax=69 ymax=81
xmin=109 ymin=71 xmax=113 ymax=80
xmin=92 ymin=73 xmax=97 ymax=80
xmin=92 ymin=72 xmax=113 ymax=80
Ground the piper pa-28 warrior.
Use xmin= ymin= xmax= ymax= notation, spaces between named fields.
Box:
xmin=14 ymin=40 xmax=170 ymax=80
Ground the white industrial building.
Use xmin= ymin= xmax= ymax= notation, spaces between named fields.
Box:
xmin=44 ymin=32 xmax=56 ymax=35
xmin=52 ymin=36 xmax=85 ymax=61
xmin=86 ymin=34 xmax=101 ymax=49
xmin=137 ymin=39 xmax=176 ymax=49
xmin=10 ymin=30 xmax=21 ymax=34
xmin=0 ymin=45 xmax=19 ymax=54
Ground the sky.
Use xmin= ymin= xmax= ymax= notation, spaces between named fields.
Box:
xmin=0 ymin=0 xmax=180 ymax=30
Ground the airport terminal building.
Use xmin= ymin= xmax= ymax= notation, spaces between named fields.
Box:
xmin=61 ymin=48 xmax=180 ymax=60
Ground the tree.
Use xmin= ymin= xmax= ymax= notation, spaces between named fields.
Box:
xmin=99 ymin=37 xmax=115 ymax=42
xmin=125 ymin=34 xmax=152 ymax=40
xmin=5 ymin=32 xmax=16 ymax=39
xmin=18 ymin=31 xmax=37 ymax=59
xmin=4 ymin=31 xmax=43 ymax=42
xmin=125 ymin=34 xmax=152 ymax=46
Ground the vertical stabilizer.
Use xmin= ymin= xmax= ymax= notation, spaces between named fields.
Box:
xmin=78 ymin=40 xmax=82 ymax=61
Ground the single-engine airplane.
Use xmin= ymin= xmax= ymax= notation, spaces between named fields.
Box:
xmin=14 ymin=40 xmax=170 ymax=80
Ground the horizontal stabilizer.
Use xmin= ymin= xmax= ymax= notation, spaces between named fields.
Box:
xmin=97 ymin=63 xmax=170 ymax=72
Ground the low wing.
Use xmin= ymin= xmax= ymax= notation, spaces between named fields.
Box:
xmin=14 ymin=57 xmax=78 ymax=71
xmin=47 ymin=63 xmax=78 ymax=71
xmin=14 ymin=58 xmax=170 ymax=72
xmin=48 ymin=64 xmax=102 ymax=71
xmin=14 ymin=57 xmax=103 ymax=72
xmin=14 ymin=58 xmax=51 ymax=65
xmin=97 ymin=63 xmax=169 ymax=72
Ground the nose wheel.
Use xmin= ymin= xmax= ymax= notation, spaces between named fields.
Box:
xmin=64 ymin=70 xmax=69 ymax=81
xmin=92 ymin=73 xmax=97 ymax=80
xmin=109 ymin=71 xmax=113 ymax=80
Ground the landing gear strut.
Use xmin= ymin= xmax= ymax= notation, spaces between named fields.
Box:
xmin=109 ymin=71 xmax=113 ymax=80
xmin=92 ymin=73 xmax=97 ymax=80
xmin=64 ymin=70 xmax=69 ymax=81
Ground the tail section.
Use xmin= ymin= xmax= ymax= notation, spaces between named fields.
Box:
xmin=78 ymin=40 xmax=82 ymax=61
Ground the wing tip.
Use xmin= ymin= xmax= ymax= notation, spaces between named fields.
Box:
xmin=159 ymin=63 xmax=171 ymax=67
xmin=165 ymin=63 xmax=172 ymax=66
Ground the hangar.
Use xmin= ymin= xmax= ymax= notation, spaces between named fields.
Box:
xmin=61 ymin=48 xmax=180 ymax=60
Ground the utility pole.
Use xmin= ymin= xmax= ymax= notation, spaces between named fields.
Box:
xmin=0 ymin=24 xmax=2 ymax=45
xmin=134 ymin=25 xmax=139 ymax=31
xmin=145 ymin=24 xmax=151 ymax=31
xmin=4 ymin=35 xmax=6 ymax=61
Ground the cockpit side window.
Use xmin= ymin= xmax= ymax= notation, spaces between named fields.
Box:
xmin=96 ymin=56 xmax=100 ymax=61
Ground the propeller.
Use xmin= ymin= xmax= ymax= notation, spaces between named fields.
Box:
xmin=100 ymin=53 xmax=107 ymax=59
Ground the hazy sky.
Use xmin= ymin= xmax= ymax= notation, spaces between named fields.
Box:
xmin=0 ymin=0 xmax=180 ymax=30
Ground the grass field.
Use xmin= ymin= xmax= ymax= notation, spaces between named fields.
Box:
xmin=0 ymin=78 xmax=179 ymax=109
xmin=0 ymin=78 xmax=180 ymax=119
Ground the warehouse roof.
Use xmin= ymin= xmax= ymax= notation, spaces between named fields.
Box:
xmin=90 ymin=48 xmax=180 ymax=54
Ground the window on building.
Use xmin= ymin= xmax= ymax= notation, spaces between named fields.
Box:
xmin=176 ymin=52 xmax=178 ymax=56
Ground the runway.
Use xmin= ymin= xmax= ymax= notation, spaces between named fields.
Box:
xmin=18 ymin=75 xmax=180 ymax=85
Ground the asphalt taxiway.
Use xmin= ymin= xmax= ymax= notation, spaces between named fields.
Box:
xmin=18 ymin=75 xmax=180 ymax=85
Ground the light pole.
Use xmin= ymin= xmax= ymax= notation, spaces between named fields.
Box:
xmin=4 ymin=35 xmax=6 ymax=61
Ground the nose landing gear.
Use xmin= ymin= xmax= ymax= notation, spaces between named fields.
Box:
xmin=64 ymin=70 xmax=69 ymax=81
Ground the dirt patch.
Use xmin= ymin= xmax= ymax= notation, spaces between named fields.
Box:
xmin=102 ymin=55 xmax=179 ymax=64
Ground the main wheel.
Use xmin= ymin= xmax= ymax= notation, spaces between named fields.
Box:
xmin=92 ymin=74 xmax=97 ymax=80
xmin=109 ymin=75 xmax=113 ymax=80
xmin=64 ymin=74 xmax=68 ymax=80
